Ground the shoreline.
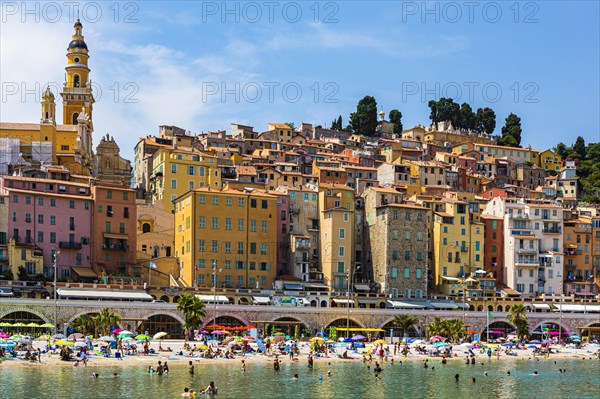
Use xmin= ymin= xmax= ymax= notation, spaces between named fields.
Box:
xmin=2 ymin=341 xmax=598 ymax=369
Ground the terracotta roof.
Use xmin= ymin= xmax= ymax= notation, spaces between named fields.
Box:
xmin=0 ymin=122 xmax=77 ymax=132
xmin=269 ymin=123 xmax=292 ymax=130
xmin=377 ymin=203 xmax=427 ymax=210
xmin=236 ymin=166 xmax=256 ymax=175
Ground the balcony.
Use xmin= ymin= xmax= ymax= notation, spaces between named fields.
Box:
xmin=296 ymin=241 xmax=310 ymax=250
xmin=516 ymin=259 xmax=538 ymax=266
xmin=289 ymin=205 xmax=300 ymax=214
xmin=102 ymin=243 xmax=128 ymax=250
xmin=517 ymin=248 xmax=538 ymax=254
xmin=460 ymin=247 xmax=468 ymax=252
xmin=510 ymin=214 xmax=529 ymax=220
xmin=59 ymin=241 xmax=82 ymax=250
xmin=542 ymin=227 xmax=562 ymax=234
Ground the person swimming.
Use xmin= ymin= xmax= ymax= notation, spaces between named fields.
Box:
xmin=204 ymin=381 xmax=217 ymax=394
xmin=472 ymin=377 xmax=476 ymax=383
xmin=455 ymin=374 xmax=460 ymax=382
xmin=92 ymin=372 xmax=99 ymax=379
xmin=292 ymin=374 xmax=299 ymax=381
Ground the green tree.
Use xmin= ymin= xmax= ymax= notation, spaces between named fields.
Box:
xmin=388 ymin=109 xmax=403 ymax=133
xmin=508 ymin=304 xmax=530 ymax=342
xmin=17 ymin=266 xmax=28 ymax=281
xmin=498 ymin=113 xmax=522 ymax=147
xmin=72 ymin=314 xmax=96 ymax=336
xmin=177 ymin=293 xmax=206 ymax=341
xmin=2 ymin=268 xmax=14 ymax=280
xmin=393 ymin=314 xmax=419 ymax=338
xmin=426 ymin=317 xmax=446 ymax=338
xmin=475 ymin=107 xmax=496 ymax=134
xmin=328 ymin=326 xmax=337 ymax=340
xmin=350 ymin=95 xmax=378 ymax=136
xmin=331 ymin=115 xmax=343 ymax=131
xmin=572 ymin=136 xmax=586 ymax=159
xmin=93 ymin=308 xmax=121 ymax=336
xmin=444 ymin=319 xmax=466 ymax=343
xmin=553 ymin=142 xmax=569 ymax=159
xmin=285 ymin=122 xmax=296 ymax=130
xmin=428 ymin=98 xmax=460 ymax=126
xmin=458 ymin=102 xmax=476 ymax=131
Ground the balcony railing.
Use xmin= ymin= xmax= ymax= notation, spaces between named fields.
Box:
xmin=510 ymin=213 xmax=529 ymax=220
xmin=59 ymin=241 xmax=82 ymax=250
xmin=517 ymin=248 xmax=538 ymax=254
xmin=102 ymin=243 xmax=128 ymax=250
xmin=542 ymin=227 xmax=562 ymax=234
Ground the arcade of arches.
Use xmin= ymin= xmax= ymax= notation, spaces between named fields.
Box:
xmin=481 ymin=321 xmax=514 ymax=338
xmin=139 ymin=314 xmax=184 ymax=339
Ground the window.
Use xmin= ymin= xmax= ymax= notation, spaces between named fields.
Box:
xmin=225 ymin=218 xmax=232 ymax=230
xmin=416 ymin=268 xmax=422 ymax=279
xmin=393 ymin=210 xmax=398 ymax=220
xmin=262 ymin=200 xmax=268 ymax=209
xmin=37 ymin=231 xmax=44 ymax=243
xmin=38 ymin=214 xmax=44 ymax=224
xmin=405 ymin=251 xmax=411 ymax=260
xmin=199 ymin=216 xmax=206 ymax=228
xmin=123 ymin=192 xmax=129 ymax=200
xmin=12 ymin=194 xmax=18 ymax=203
xmin=38 ymin=197 xmax=44 ymax=206
xmin=225 ymin=197 xmax=232 ymax=206
xmin=107 ymin=190 xmax=112 ymax=199
xmin=405 ymin=230 xmax=411 ymax=240
xmin=405 ymin=211 xmax=411 ymax=221
xmin=339 ymin=246 xmax=345 ymax=257
xmin=475 ymin=241 xmax=480 ymax=251
xmin=25 ymin=213 xmax=31 ymax=223
xmin=212 ymin=240 xmax=218 ymax=253
xmin=69 ymin=200 xmax=75 ymax=209
xmin=337 ymin=262 xmax=345 ymax=273
xmin=343 ymin=212 xmax=349 ymax=222
xmin=238 ymin=242 xmax=244 ymax=254
xmin=212 ymin=196 xmax=219 ymax=205
xmin=188 ymin=165 xmax=195 ymax=175
xmin=224 ymin=242 xmax=231 ymax=254
xmin=211 ymin=217 xmax=219 ymax=229
xmin=339 ymin=228 xmax=345 ymax=239
xmin=25 ymin=196 xmax=31 ymax=205
xmin=261 ymin=243 xmax=268 ymax=255
xmin=239 ymin=219 xmax=246 ymax=231
xmin=391 ymin=267 xmax=398 ymax=279
xmin=119 ymin=223 xmax=125 ymax=234
xmin=171 ymin=164 xmax=177 ymax=173
xmin=251 ymin=199 xmax=257 ymax=208
xmin=392 ymin=230 xmax=398 ymax=240
xmin=261 ymin=220 xmax=268 ymax=233
xmin=404 ymin=268 xmax=410 ymax=278
xmin=417 ymin=232 xmax=423 ymax=241
xmin=198 ymin=240 xmax=205 ymax=252
xmin=238 ymin=198 xmax=244 ymax=207
xmin=50 ymin=232 xmax=56 ymax=243
xmin=199 ymin=195 xmax=206 ymax=204
xmin=492 ymin=220 xmax=497 ymax=229
xmin=250 ymin=243 xmax=257 ymax=254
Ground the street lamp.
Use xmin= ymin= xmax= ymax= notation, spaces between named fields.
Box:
xmin=212 ymin=261 xmax=220 ymax=329
xmin=346 ymin=265 xmax=360 ymax=338
xmin=559 ymin=294 xmax=564 ymax=345
xmin=53 ymin=250 xmax=60 ymax=334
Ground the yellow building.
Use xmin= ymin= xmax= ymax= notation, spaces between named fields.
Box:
xmin=174 ymin=187 xmax=278 ymax=289
xmin=0 ymin=19 xmax=95 ymax=174
xmin=7 ymin=239 xmax=44 ymax=279
xmin=318 ymin=184 xmax=355 ymax=291
xmin=538 ymin=149 xmax=563 ymax=173
xmin=432 ymin=200 xmax=484 ymax=294
xmin=151 ymin=148 xmax=221 ymax=212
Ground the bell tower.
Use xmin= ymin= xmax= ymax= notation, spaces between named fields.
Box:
xmin=40 ymin=86 xmax=56 ymax=125
xmin=61 ymin=18 xmax=94 ymax=127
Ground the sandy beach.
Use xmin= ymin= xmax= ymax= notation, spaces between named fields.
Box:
xmin=2 ymin=339 xmax=598 ymax=369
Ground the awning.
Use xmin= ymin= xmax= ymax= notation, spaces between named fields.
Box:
xmin=303 ymin=282 xmax=329 ymax=289
xmin=555 ymin=304 xmax=600 ymax=312
xmin=532 ymin=303 xmax=551 ymax=310
xmin=574 ymin=292 xmax=596 ymax=296
xmin=103 ymin=233 xmax=129 ymax=240
xmin=429 ymin=302 xmax=465 ymax=310
xmin=71 ymin=267 xmax=98 ymax=278
xmin=441 ymin=276 xmax=460 ymax=281
xmin=283 ymin=282 xmax=303 ymax=290
xmin=0 ymin=287 xmax=14 ymax=297
xmin=57 ymin=288 xmax=153 ymax=301
xmin=252 ymin=296 xmax=271 ymax=305
xmin=354 ymin=284 xmax=370 ymax=291
xmin=337 ymin=327 xmax=385 ymax=332
xmin=358 ymin=298 xmax=379 ymax=304
xmin=332 ymin=298 xmax=354 ymax=304
xmin=387 ymin=300 xmax=426 ymax=309
xmin=195 ymin=294 xmax=230 ymax=304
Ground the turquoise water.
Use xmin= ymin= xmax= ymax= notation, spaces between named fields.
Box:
xmin=1 ymin=358 xmax=599 ymax=398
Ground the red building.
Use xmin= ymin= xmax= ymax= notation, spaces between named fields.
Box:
xmin=481 ymin=215 xmax=504 ymax=286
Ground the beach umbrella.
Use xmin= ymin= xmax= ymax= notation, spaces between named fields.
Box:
xmin=316 ymin=331 xmax=326 ymax=336
xmin=433 ymin=341 xmax=449 ymax=348
xmin=135 ymin=334 xmax=151 ymax=340
xmin=36 ymin=335 xmax=50 ymax=341
xmin=352 ymin=335 xmax=366 ymax=341
xmin=549 ymin=331 xmax=560 ymax=336
xmin=0 ymin=341 xmax=16 ymax=348
xmin=373 ymin=339 xmax=387 ymax=345
xmin=310 ymin=337 xmax=325 ymax=343
xmin=153 ymin=332 xmax=167 ymax=340
xmin=528 ymin=340 xmax=541 ymax=344
xmin=501 ymin=342 xmax=515 ymax=347
xmin=467 ymin=329 xmax=478 ymax=334
xmin=12 ymin=322 xmax=25 ymax=328
xmin=16 ymin=337 xmax=32 ymax=345
xmin=97 ymin=336 xmax=115 ymax=342
xmin=343 ymin=337 xmax=354 ymax=343
xmin=212 ymin=330 xmax=226 ymax=335
xmin=117 ymin=332 xmax=133 ymax=339
xmin=25 ymin=322 xmax=40 ymax=328
xmin=74 ymin=342 xmax=87 ymax=348
xmin=569 ymin=335 xmax=581 ymax=340
xmin=273 ymin=332 xmax=285 ymax=336
xmin=55 ymin=340 xmax=73 ymax=347
xmin=40 ymin=323 xmax=55 ymax=328
xmin=118 ymin=330 xmax=133 ymax=335
xmin=430 ymin=336 xmax=445 ymax=342
xmin=111 ymin=328 xmax=123 ymax=334
xmin=0 ymin=322 xmax=12 ymax=327
xmin=491 ymin=330 xmax=504 ymax=335
xmin=0 ymin=332 xmax=9 ymax=338
xmin=52 ymin=333 xmax=66 ymax=339
xmin=10 ymin=334 xmax=22 ymax=340
xmin=68 ymin=333 xmax=84 ymax=340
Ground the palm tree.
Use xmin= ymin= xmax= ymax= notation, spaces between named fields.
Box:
xmin=444 ymin=319 xmax=466 ymax=343
xmin=508 ymin=303 xmax=530 ymax=342
xmin=72 ymin=314 xmax=95 ymax=336
xmin=393 ymin=314 xmax=420 ymax=339
xmin=426 ymin=317 xmax=445 ymax=338
xmin=177 ymin=293 xmax=206 ymax=341
xmin=93 ymin=308 xmax=122 ymax=336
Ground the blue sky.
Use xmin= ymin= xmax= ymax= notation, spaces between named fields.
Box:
xmin=1 ymin=1 xmax=598 ymax=160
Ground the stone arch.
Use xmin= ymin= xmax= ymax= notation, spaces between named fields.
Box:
xmin=272 ymin=316 xmax=309 ymax=337
xmin=159 ymin=295 xmax=170 ymax=303
xmin=481 ymin=321 xmax=515 ymax=338
xmin=141 ymin=311 xmax=185 ymax=325
xmin=381 ymin=318 xmax=422 ymax=338
xmin=320 ymin=300 xmax=328 ymax=308
xmin=0 ymin=308 xmax=49 ymax=324
xmin=73 ymin=74 xmax=80 ymax=87
xmin=202 ymin=314 xmax=249 ymax=328
xmin=67 ymin=310 xmax=100 ymax=324
xmin=141 ymin=223 xmax=151 ymax=233
xmin=496 ymin=305 xmax=504 ymax=312
xmin=530 ymin=321 xmax=570 ymax=336
xmin=139 ymin=313 xmax=184 ymax=339
xmin=72 ymin=112 xmax=79 ymax=125
xmin=325 ymin=317 xmax=364 ymax=329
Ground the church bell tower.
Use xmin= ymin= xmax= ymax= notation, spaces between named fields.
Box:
xmin=61 ymin=18 xmax=94 ymax=127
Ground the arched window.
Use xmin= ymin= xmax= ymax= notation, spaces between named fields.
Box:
xmin=105 ymin=158 xmax=111 ymax=169
xmin=74 ymin=75 xmax=80 ymax=87
xmin=72 ymin=112 xmax=79 ymax=125
xmin=142 ymin=223 xmax=151 ymax=233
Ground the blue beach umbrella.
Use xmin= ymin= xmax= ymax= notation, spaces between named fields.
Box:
xmin=0 ymin=341 xmax=16 ymax=348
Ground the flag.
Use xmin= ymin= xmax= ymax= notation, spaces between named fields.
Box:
xmin=150 ymin=261 xmax=157 ymax=269
xmin=194 ymin=264 xmax=199 ymax=271
xmin=487 ymin=311 xmax=493 ymax=318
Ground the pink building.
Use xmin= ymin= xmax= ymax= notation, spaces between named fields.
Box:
xmin=269 ymin=190 xmax=289 ymax=277
xmin=3 ymin=176 xmax=93 ymax=279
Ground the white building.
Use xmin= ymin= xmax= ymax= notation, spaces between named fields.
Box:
xmin=483 ymin=198 xmax=564 ymax=297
